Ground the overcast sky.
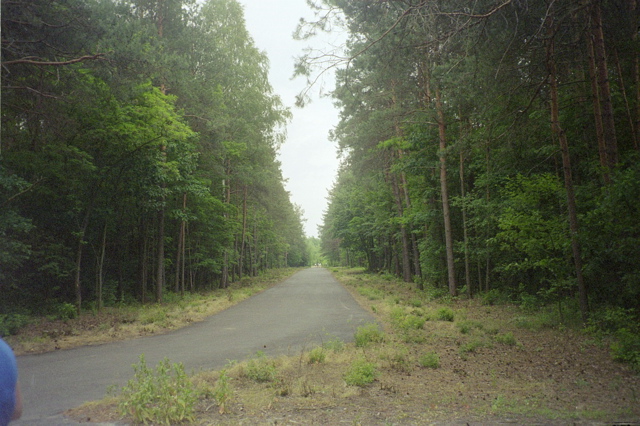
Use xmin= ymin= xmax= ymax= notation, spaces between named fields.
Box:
xmin=237 ymin=0 xmax=344 ymax=238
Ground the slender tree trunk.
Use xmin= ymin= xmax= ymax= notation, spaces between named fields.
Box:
xmin=175 ymin=193 xmax=186 ymax=295
xmin=389 ymin=162 xmax=412 ymax=283
xmin=591 ymin=0 xmax=619 ymax=169
xmin=239 ymin=186 xmax=248 ymax=279
xmin=586 ymin=35 xmax=610 ymax=183
xmin=460 ymin=151 xmax=472 ymax=298
xmin=548 ymin=29 xmax=589 ymax=322
xmin=436 ymin=87 xmax=457 ymax=296
xmin=97 ymin=221 xmax=107 ymax=311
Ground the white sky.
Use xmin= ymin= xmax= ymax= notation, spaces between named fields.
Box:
xmin=238 ymin=0 xmax=344 ymax=238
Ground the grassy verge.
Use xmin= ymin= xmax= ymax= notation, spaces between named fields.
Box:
xmin=68 ymin=267 xmax=640 ymax=425
xmin=6 ymin=268 xmax=301 ymax=355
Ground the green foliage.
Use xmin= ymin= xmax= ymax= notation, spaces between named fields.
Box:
xmin=611 ymin=329 xmax=640 ymax=371
xmin=119 ymin=355 xmax=197 ymax=425
xmin=0 ymin=314 xmax=31 ymax=337
xmin=213 ymin=369 xmax=232 ymax=414
xmin=308 ymin=347 xmax=326 ymax=364
xmin=435 ymin=307 xmax=455 ymax=322
xmin=343 ymin=358 xmax=378 ymax=387
xmin=244 ymin=351 xmax=277 ymax=383
xmin=494 ymin=332 xmax=517 ymax=346
xmin=357 ymin=286 xmax=384 ymax=300
xmin=419 ymin=352 xmax=440 ymax=369
xmin=354 ymin=323 xmax=385 ymax=347
xmin=56 ymin=303 xmax=78 ymax=320
xmin=323 ymin=336 xmax=345 ymax=352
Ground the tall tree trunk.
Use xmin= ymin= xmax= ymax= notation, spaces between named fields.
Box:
xmin=586 ymin=35 xmax=610 ymax=183
xmin=436 ymin=87 xmax=457 ymax=296
xmin=591 ymin=0 xmax=619 ymax=169
xmin=96 ymin=221 xmax=107 ymax=311
xmin=175 ymin=193 xmax=186 ymax=295
xmin=239 ymin=185 xmax=248 ymax=279
xmin=460 ymin=151 xmax=472 ymax=298
xmin=389 ymin=162 xmax=412 ymax=283
xmin=548 ymin=28 xmax=589 ymax=322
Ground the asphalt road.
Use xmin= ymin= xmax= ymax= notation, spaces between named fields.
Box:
xmin=15 ymin=268 xmax=376 ymax=425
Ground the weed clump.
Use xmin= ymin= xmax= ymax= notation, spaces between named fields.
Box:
xmin=308 ymin=346 xmax=326 ymax=364
xmin=119 ymin=354 xmax=197 ymax=424
xmin=419 ymin=352 xmax=440 ymax=369
xmin=436 ymin=307 xmax=455 ymax=322
xmin=344 ymin=358 xmax=378 ymax=386
xmin=354 ymin=323 xmax=384 ymax=347
xmin=495 ymin=332 xmax=517 ymax=346
xmin=244 ymin=351 xmax=277 ymax=382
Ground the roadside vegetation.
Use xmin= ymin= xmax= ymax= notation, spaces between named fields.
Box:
xmin=68 ymin=268 xmax=640 ymax=425
xmin=3 ymin=268 xmax=300 ymax=356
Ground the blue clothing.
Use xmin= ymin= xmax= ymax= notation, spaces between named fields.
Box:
xmin=0 ymin=338 xmax=17 ymax=426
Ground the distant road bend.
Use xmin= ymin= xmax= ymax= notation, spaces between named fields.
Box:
xmin=15 ymin=268 xmax=376 ymax=425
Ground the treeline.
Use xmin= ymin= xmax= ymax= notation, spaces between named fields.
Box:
xmin=1 ymin=0 xmax=307 ymax=314
xmin=309 ymin=0 xmax=639 ymax=321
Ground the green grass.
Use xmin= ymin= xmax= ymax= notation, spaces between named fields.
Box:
xmin=354 ymin=323 xmax=384 ymax=347
xmin=344 ymin=358 xmax=378 ymax=386
xmin=419 ymin=352 xmax=440 ymax=369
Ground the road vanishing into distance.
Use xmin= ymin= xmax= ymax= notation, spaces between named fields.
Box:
xmin=15 ymin=268 xmax=376 ymax=425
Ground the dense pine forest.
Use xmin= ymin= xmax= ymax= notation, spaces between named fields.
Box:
xmin=305 ymin=1 xmax=639 ymax=328
xmin=1 ymin=0 xmax=308 ymax=316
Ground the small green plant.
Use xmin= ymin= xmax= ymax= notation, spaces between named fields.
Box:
xmin=213 ymin=369 xmax=232 ymax=414
xmin=354 ymin=323 xmax=384 ymax=347
xmin=119 ymin=354 xmax=197 ymax=424
xmin=611 ymin=328 xmax=640 ymax=371
xmin=399 ymin=314 xmax=426 ymax=331
xmin=0 ymin=313 xmax=30 ymax=336
xmin=56 ymin=302 xmax=78 ymax=320
xmin=419 ymin=352 xmax=440 ymax=369
xmin=344 ymin=358 xmax=378 ymax=386
xmin=323 ymin=336 xmax=345 ymax=352
xmin=459 ymin=340 xmax=484 ymax=359
xmin=409 ymin=298 xmax=423 ymax=308
xmin=357 ymin=286 xmax=384 ymax=300
xmin=244 ymin=351 xmax=277 ymax=382
xmin=495 ymin=332 xmax=517 ymax=346
xmin=436 ymin=307 xmax=455 ymax=322
xmin=308 ymin=346 xmax=326 ymax=364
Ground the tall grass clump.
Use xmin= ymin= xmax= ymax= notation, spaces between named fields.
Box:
xmin=354 ymin=323 xmax=384 ymax=347
xmin=344 ymin=358 xmax=378 ymax=386
xmin=119 ymin=354 xmax=197 ymax=424
xmin=244 ymin=351 xmax=277 ymax=382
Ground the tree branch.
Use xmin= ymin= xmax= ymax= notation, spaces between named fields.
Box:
xmin=2 ymin=53 xmax=105 ymax=67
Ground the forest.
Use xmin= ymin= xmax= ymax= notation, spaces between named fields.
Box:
xmin=1 ymin=0 xmax=308 ymax=316
xmin=304 ymin=0 xmax=639 ymax=327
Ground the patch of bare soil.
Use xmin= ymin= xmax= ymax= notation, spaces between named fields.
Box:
xmin=68 ymin=269 xmax=640 ymax=425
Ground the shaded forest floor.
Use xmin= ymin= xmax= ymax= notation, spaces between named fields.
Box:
xmin=65 ymin=267 xmax=640 ymax=425
xmin=6 ymin=268 xmax=300 ymax=356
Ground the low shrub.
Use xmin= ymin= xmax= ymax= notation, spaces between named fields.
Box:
xmin=244 ymin=351 xmax=277 ymax=382
xmin=308 ymin=347 xmax=326 ymax=364
xmin=323 ymin=336 xmax=345 ymax=352
xmin=213 ymin=369 xmax=232 ymax=414
xmin=119 ymin=354 xmax=197 ymax=424
xmin=436 ymin=307 xmax=455 ymax=322
xmin=344 ymin=358 xmax=378 ymax=386
xmin=56 ymin=302 xmax=78 ymax=320
xmin=354 ymin=323 xmax=384 ymax=347
xmin=419 ymin=352 xmax=440 ymax=369
xmin=611 ymin=328 xmax=640 ymax=371
xmin=0 ymin=314 xmax=30 ymax=336
xmin=494 ymin=332 xmax=517 ymax=346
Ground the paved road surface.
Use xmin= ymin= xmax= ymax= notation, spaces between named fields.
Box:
xmin=15 ymin=268 xmax=375 ymax=425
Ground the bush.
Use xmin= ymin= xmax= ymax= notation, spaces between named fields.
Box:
xmin=119 ymin=355 xmax=197 ymax=424
xmin=419 ymin=352 xmax=440 ymax=369
xmin=494 ymin=332 xmax=517 ymax=346
xmin=323 ymin=336 xmax=345 ymax=352
xmin=344 ymin=359 xmax=378 ymax=386
xmin=308 ymin=347 xmax=326 ymax=364
xmin=481 ymin=289 xmax=506 ymax=306
xmin=56 ymin=302 xmax=78 ymax=320
xmin=611 ymin=328 xmax=640 ymax=371
xmin=354 ymin=323 xmax=384 ymax=347
xmin=0 ymin=314 xmax=30 ymax=336
xmin=435 ymin=307 xmax=455 ymax=322
xmin=213 ymin=369 xmax=232 ymax=414
xmin=244 ymin=351 xmax=277 ymax=382
xmin=399 ymin=315 xmax=426 ymax=331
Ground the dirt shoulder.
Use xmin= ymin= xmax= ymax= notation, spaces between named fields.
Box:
xmin=67 ymin=267 xmax=640 ymax=425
